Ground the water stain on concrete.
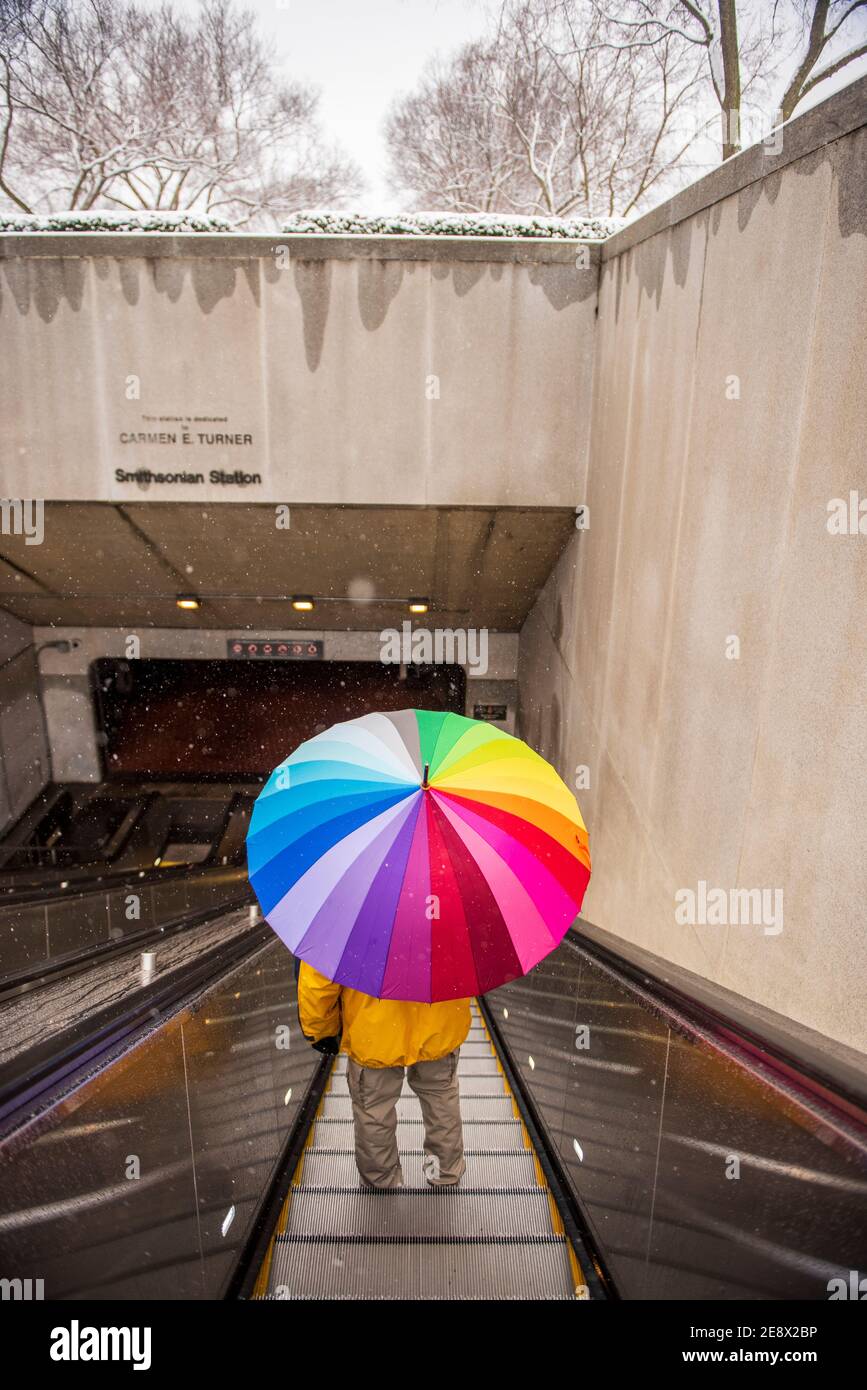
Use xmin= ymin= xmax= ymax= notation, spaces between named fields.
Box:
xmin=547 ymin=690 xmax=562 ymax=768
xmin=764 ymin=168 xmax=783 ymax=205
xmin=670 ymin=218 xmax=693 ymax=289
xmin=0 ymin=257 xmax=87 ymax=322
xmin=614 ymin=256 xmax=625 ymax=322
xmin=239 ymin=260 xmax=261 ymax=307
xmin=0 ymin=259 xmax=30 ymax=317
xmin=151 ymin=257 xmax=186 ymax=303
xmin=190 ymin=259 xmax=240 ymax=314
xmin=452 ymin=262 xmax=486 ymax=297
xmin=633 ymin=231 xmax=669 ymax=309
xmin=118 ymin=259 xmax=140 ymax=306
xmin=737 ymin=178 xmax=764 ymax=232
xmin=293 ymin=259 xmax=332 ymax=371
xmin=357 ymin=259 xmax=403 ymax=330
xmin=529 ymin=261 xmax=594 ymax=309
xmin=552 ymin=592 xmax=565 ymax=647
xmin=833 ymin=125 xmax=867 ymax=239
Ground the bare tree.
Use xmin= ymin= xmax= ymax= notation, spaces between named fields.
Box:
xmin=386 ymin=0 xmax=709 ymax=218
xmin=590 ymin=1 xmax=867 ymax=160
xmin=779 ymin=0 xmax=867 ymax=119
xmin=385 ymin=42 xmax=526 ymax=214
xmin=0 ymin=0 xmax=363 ymax=224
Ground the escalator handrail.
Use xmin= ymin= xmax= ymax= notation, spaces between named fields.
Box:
xmin=227 ymin=1050 xmax=335 ymax=1300
xmin=0 ymin=914 xmax=273 ymax=1137
xmin=477 ymin=994 xmax=617 ymax=1301
xmin=566 ymin=924 xmax=867 ymax=1136
xmin=0 ymin=890 xmax=253 ymax=1000
xmin=0 ymin=856 xmax=249 ymax=909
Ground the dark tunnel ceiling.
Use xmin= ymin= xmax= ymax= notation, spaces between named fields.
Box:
xmin=0 ymin=502 xmax=575 ymax=631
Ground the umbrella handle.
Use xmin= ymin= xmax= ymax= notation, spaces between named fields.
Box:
xmin=422 ymin=762 xmax=430 ymax=789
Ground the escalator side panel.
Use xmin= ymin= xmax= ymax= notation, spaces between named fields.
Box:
xmin=487 ymin=935 xmax=867 ymax=1300
xmin=0 ymin=939 xmax=314 ymax=1300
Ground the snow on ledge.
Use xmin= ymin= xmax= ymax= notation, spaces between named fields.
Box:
xmin=0 ymin=207 xmax=624 ymax=241
xmin=281 ymin=210 xmax=623 ymax=241
xmin=0 ymin=210 xmax=232 ymax=233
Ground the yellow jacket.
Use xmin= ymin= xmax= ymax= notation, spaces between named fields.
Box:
xmin=297 ymin=960 xmax=472 ymax=1068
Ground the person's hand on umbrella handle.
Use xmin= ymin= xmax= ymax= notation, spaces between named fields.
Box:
xmin=310 ymin=1033 xmax=341 ymax=1055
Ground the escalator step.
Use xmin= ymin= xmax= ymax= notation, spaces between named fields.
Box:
xmin=327 ymin=1073 xmax=508 ymax=1097
xmin=311 ymin=1120 xmax=526 ymax=1150
xmin=264 ymin=1236 xmax=576 ymax=1300
xmin=329 ymin=1056 xmax=501 ymax=1078
xmin=297 ymin=1149 xmax=540 ymax=1188
xmin=328 ymin=1041 xmax=501 ymax=1066
xmin=319 ymin=1095 xmax=516 ymax=1122
xmin=280 ymin=1188 xmax=555 ymax=1239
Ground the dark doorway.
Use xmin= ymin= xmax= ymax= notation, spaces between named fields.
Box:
xmin=92 ymin=658 xmax=466 ymax=780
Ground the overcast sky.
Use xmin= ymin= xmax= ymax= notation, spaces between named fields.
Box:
xmin=145 ymin=0 xmax=867 ymax=211
xmin=155 ymin=0 xmax=495 ymax=207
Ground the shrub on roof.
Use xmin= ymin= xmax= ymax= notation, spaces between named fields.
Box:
xmin=281 ymin=209 xmax=621 ymax=240
xmin=0 ymin=210 xmax=232 ymax=232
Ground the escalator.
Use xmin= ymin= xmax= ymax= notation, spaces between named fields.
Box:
xmin=0 ymin=782 xmax=255 ymax=892
xmin=0 ymin=899 xmax=863 ymax=1302
xmin=251 ymin=1003 xmax=592 ymax=1300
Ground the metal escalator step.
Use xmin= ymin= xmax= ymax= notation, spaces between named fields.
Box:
xmin=281 ymin=1188 xmax=554 ymax=1239
xmin=297 ymin=1149 xmax=540 ymax=1188
xmin=327 ymin=1073 xmax=507 ymax=1097
xmin=264 ymin=1235 xmax=576 ymax=1300
xmin=312 ymin=1120 xmax=526 ymax=1150
xmin=330 ymin=1051 xmax=495 ymax=1075
xmin=319 ymin=1095 xmax=515 ymax=1121
xmin=328 ymin=1058 xmax=501 ymax=1080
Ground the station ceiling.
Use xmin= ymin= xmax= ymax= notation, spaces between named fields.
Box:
xmin=0 ymin=502 xmax=575 ymax=632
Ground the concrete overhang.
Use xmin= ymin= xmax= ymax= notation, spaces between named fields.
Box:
xmin=0 ymin=232 xmax=598 ymax=511
xmin=0 ymin=500 xmax=575 ymax=631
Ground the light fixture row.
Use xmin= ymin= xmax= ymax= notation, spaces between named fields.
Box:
xmin=175 ymin=594 xmax=429 ymax=614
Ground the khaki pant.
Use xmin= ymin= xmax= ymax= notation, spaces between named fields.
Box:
xmin=345 ymin=1048 xmax=466 ymax=1189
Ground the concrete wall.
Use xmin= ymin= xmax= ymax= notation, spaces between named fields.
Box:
xmin=36 ymin=626 xmax=519 ymax=783
xmin=0 ymin=612 xmax=50 ymax=829
xmin=519 ymin=80 xmax=867 ymax=1051
xmin=0 ymin=236 xmax=597 ymax=508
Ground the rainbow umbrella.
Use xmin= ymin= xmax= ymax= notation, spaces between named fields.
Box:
xmin=247 ymin=710 xmax=590 ymax=1002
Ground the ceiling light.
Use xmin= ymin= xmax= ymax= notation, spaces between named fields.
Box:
xmin=176 ymin=594 xmax=200 ymax=610
xmin=408 ymin=597 xmax=429 ymax=614
xmin=292 ymin=596 xmax=314 ymax=612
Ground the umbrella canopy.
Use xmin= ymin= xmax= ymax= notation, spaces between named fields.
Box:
xmin=247 ymin=709 xmax=590 ymax=1002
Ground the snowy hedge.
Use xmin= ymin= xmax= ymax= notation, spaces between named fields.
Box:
xmin=0 ymin=210 xmax=232 ymax=233
xmin=281 ymin=210 xmax=622 ymax=240
xmin=0 ymin=208 xmax=623 ymax=239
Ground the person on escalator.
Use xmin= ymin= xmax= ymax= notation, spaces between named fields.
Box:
xmin=296 ymin=957 xmax=470 ymax=1190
